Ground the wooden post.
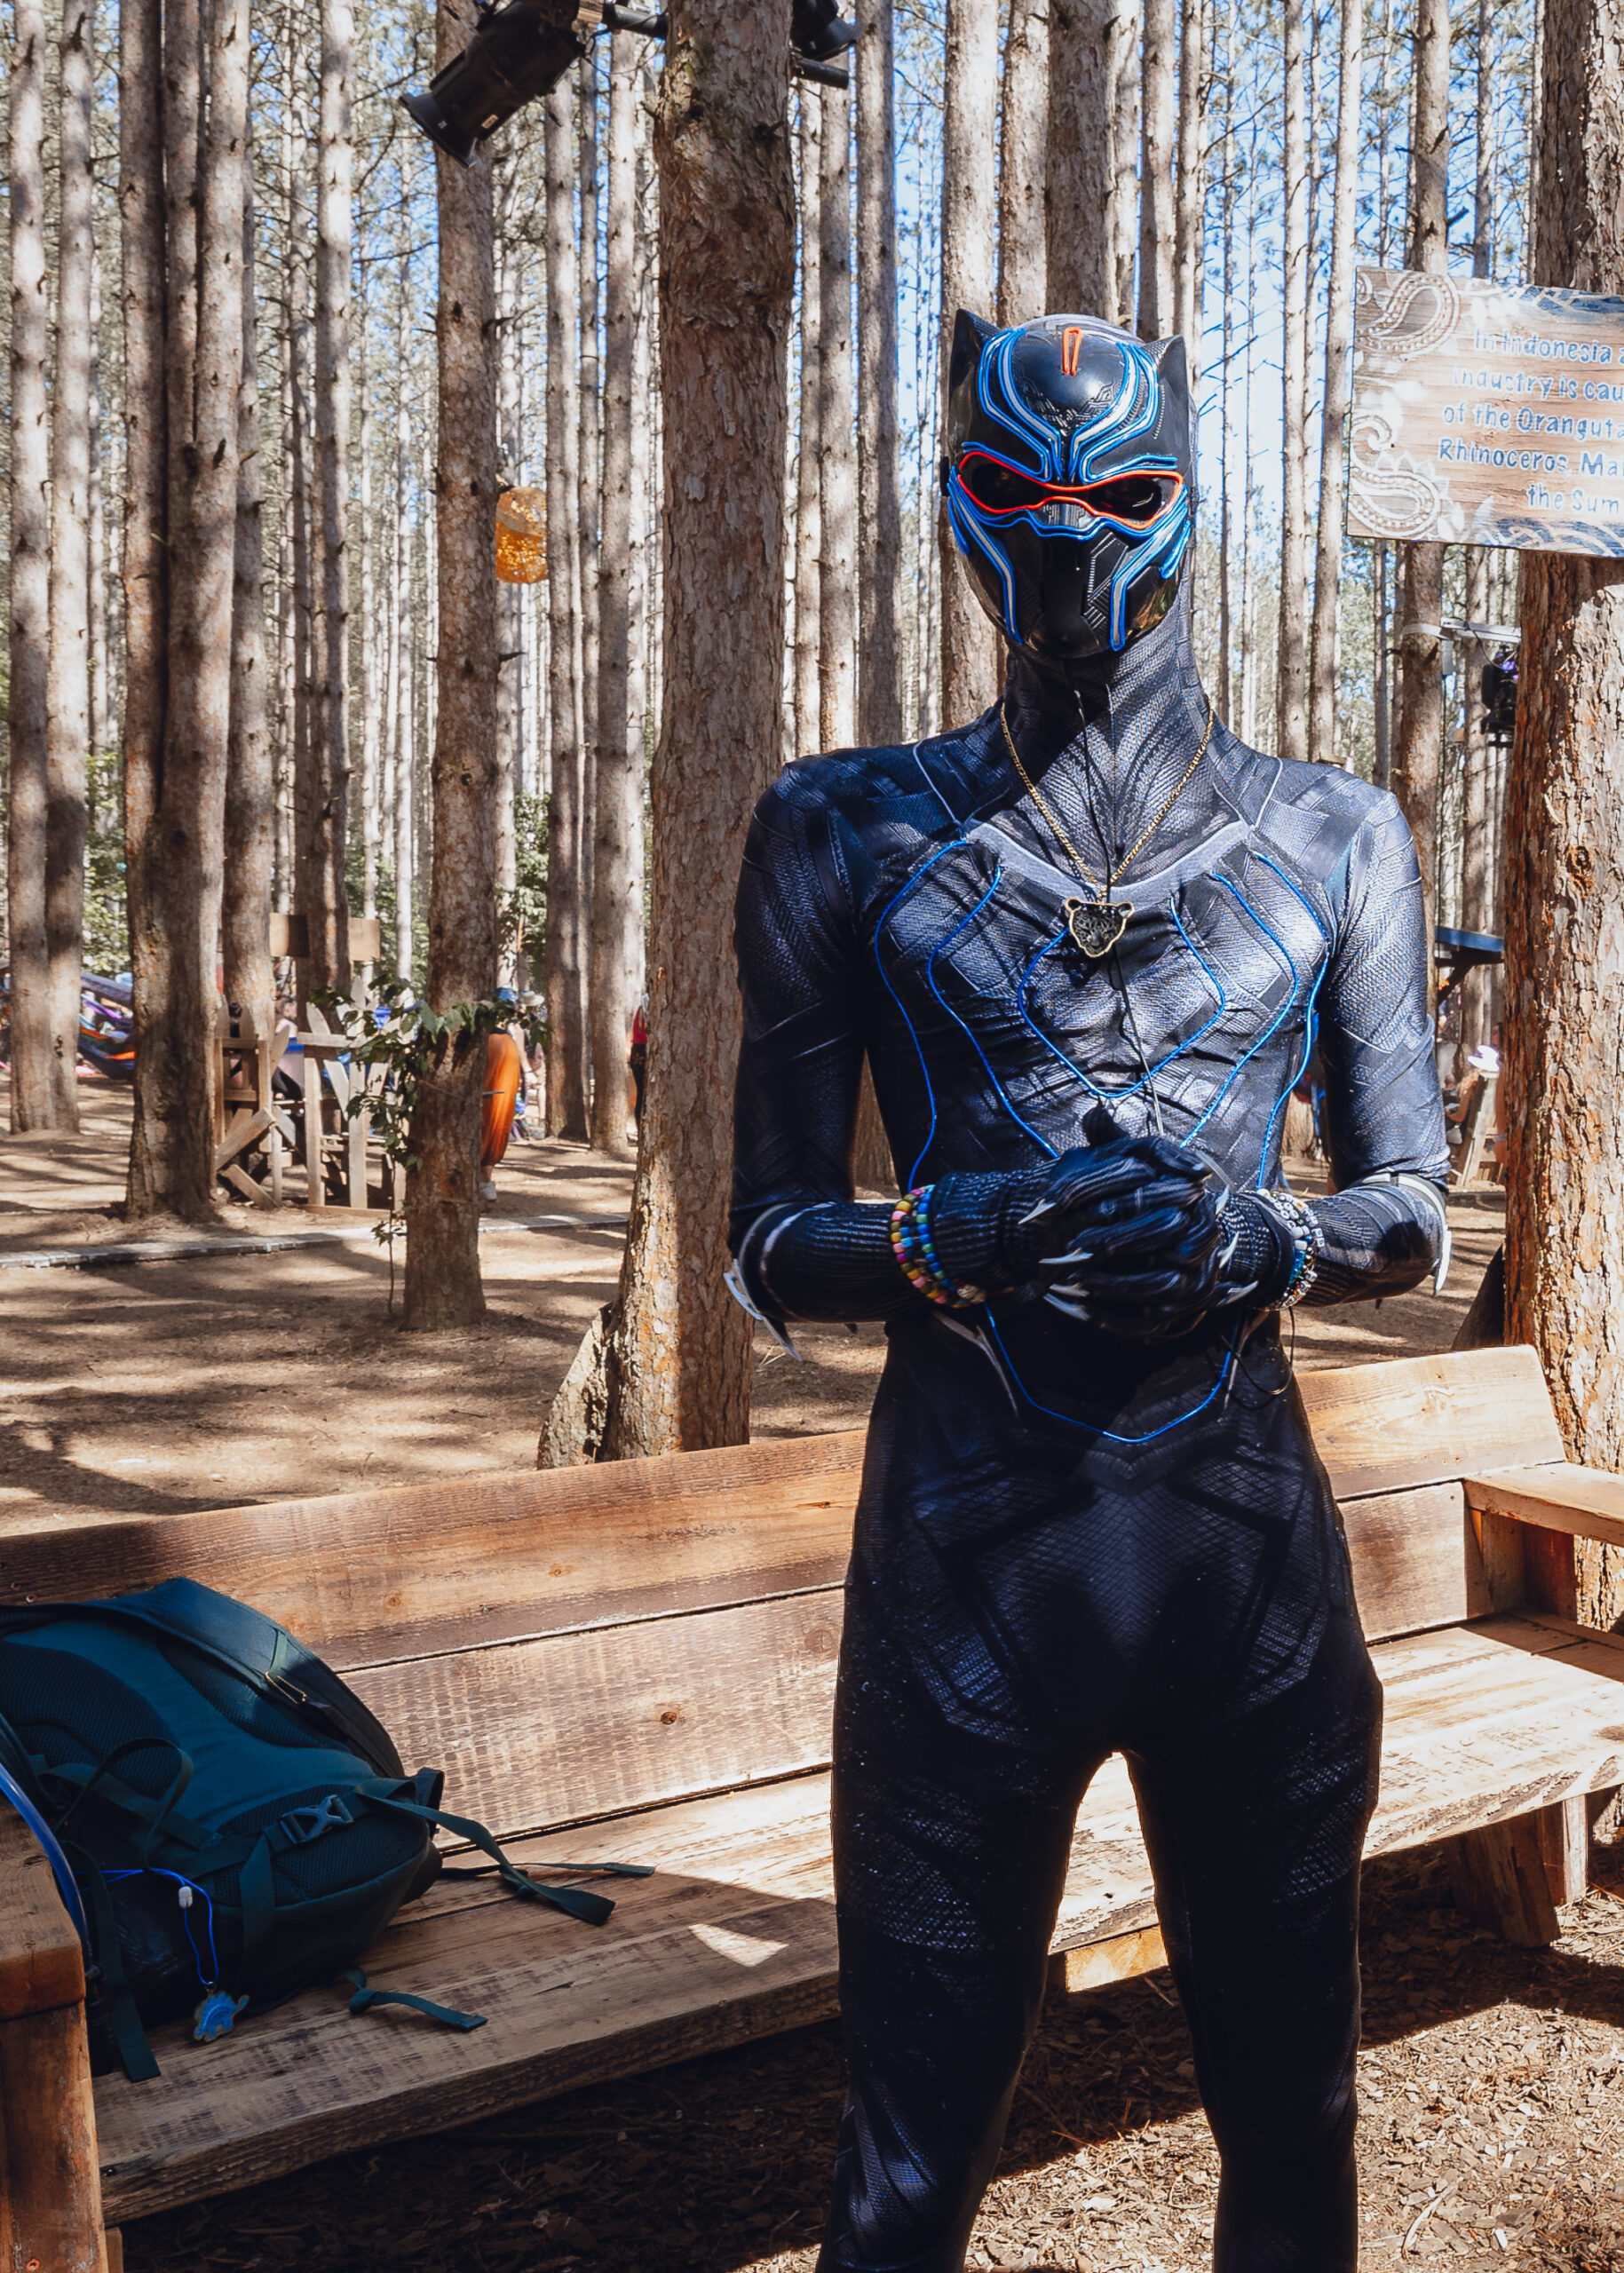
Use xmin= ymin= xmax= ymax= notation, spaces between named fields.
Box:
xmin=303 ymin=1049 xmax=326 ymax=1210
xmin=0 ymin=1811 xmax=108 ymax=2273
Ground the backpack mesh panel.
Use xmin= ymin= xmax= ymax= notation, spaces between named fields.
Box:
xmin=0 ymin=1645 xmax=177 ymax=1795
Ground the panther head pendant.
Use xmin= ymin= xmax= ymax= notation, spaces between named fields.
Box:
xmin=1063 ymin=897 xmax=1131 ymax=959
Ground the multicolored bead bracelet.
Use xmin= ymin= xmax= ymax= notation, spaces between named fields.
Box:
xmin=1264 ymin=1188 xmax=1320 ymax=1309
xmin=889 ymin=1186 xmax=986 ymax=1310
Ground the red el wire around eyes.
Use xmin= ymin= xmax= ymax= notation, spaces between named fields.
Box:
xmin=956 ymin=458 xmax=1184 ymax=525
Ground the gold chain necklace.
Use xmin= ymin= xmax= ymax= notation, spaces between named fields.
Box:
xmin=998 ymin=698 xmax=1216 ymax=958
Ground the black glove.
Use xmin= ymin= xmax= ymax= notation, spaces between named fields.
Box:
xmin=930 ymin=1110 xmax=1297 ymax=1339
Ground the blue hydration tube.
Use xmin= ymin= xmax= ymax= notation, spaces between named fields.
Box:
xmin=0 ymin=1761 xmax=90 ymax=1946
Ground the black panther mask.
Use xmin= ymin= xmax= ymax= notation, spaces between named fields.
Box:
xmin=943 ymin=309 xmax=1195 ymax=661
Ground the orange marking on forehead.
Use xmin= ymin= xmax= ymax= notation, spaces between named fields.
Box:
xmin=1061 ymin=327 xmax=1084 ymax=377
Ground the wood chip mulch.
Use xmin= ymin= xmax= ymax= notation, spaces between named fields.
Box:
xmin=125 ymin=1841 xmax=1624 ymax=2273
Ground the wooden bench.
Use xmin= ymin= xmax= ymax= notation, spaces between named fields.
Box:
xmin=7 ymin=1343 xmax=1624 ymax=2266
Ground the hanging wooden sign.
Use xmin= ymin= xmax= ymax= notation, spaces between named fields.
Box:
xmin=1349 ymin=267 xmax=1624 ymax=556
xmin=495 ymin=486 xmax=548 ymax=583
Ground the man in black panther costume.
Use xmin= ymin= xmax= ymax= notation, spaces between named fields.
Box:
xmin=727 ymin=311 xmax=1450 ymax=2273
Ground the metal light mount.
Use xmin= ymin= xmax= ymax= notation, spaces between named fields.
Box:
xmin=403 ymin=0 xmax=853 ymax=169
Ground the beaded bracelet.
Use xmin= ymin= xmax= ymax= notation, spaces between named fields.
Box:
xmin=1264 ymin=1188 xmax=1320 ymax=1308
xmin=889 ymin=1186 xmax=986 ymax=1310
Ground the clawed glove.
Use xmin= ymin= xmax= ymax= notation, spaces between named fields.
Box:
xmin=927 ymin=1109 xmax=1301 ymax=1339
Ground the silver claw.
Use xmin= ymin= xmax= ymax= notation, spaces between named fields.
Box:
xmin=1018 ymin=1196 xmax=1057 ymax=1226
xmin=1040 ymin=1246 xmax=1094 ymax=1267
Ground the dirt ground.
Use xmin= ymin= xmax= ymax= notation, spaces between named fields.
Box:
xmin=1 ymin=1073 xmax=1504 ymax=1534
xmin=12 ymin=1073 xmax=1608 ymax=2273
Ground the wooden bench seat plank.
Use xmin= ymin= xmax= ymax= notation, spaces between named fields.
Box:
xmin=351 ymin=1591 xmax=844 ymax=1840
xmin=93 ymin=1610 xmax=1624 ymax=2223
xmin=1298 ymin=1347 xmax=1563 ymax=1501
xmin=0 ymin=1432 xmax=867 ymax=1670
xmin=1466 ymin=1465 xmax=1624 ymax=1551
xmin=0 ymin=1804 xmax=83 ymax=2022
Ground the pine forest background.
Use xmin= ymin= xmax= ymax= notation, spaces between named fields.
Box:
xmin=0 ymin=0 xmax=1540 ymax=1072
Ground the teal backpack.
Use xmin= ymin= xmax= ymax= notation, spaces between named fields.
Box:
xmin=0 ymin=1577 xmax=646 ymax=2080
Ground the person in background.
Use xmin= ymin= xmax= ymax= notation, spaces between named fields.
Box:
xmin=629 ymin=996 xmax=648 ymax=1129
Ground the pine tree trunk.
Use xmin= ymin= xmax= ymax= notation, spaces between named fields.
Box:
xmin=403 ymin=0 xmax=500 ymax=1331
xmin=997 ymin=0 xmax=1048 ymax=325
xmin=1392 ymin=0 xmax=1450 ymax=949
xmin=89 ymin=237 xmax=112 ymax=762
xmin=1216 ymin=0 xmax=1238 ymax=722
xmin=1047 ymin=0 xmax=1128 ymax=321
xmin=1275 ymin=0 xmax=1309 ymax=764
xmin=1458 ymin=0 xmax=1495 ymax=1051
xmin=855 ymin=0 xmax=902 ymax=746
xmin=819 ymin=83 xmax=856 ymax=748
xmin=1307 ymin=0 xmax=1363 ymax=768
xmin=43 ymin=0 xmax=95 ymax=1131
xmin=7 ymin=0 xmax=52 ymax=1130
xmin=585 ymin=0 xmax=795 ymax=1461
xmin=794 ymin=85 xmax=822 ymax=756
xmin=358 ymin=322 xmax=381 ymax=941
xmin=224 ymin=159 xmax=274 ymax=1049
xmin=1172 ymin=0 xmax=1205 ymax=368
xmin=1505 ymin=0 xmax=1624 ymax=1621
xmin=393 ymin=254 xmax=415 ymax=981
xmin=939 ymin=0 xmax=1000 ymax=725
xmin=287 ymin=68 xmax=317 ymax=1006
xmin=589 ymin=24 xmax=647 ymax=1157
xmin=118 ymin=0 xmax=167 ymax=1176
xmin=310 ymin=0 xmax=353 ymax=1000
xmin=543 ymin=74 xmax=590 ymax=1137
xmin=1137 ymin=0 xmax=1176 ymax=337
xmin=1113 ymin=7 xmax=1143 ymax=326
xmin=578 ymin=56 xmax=602 ymax=1038
xmin=128 ymin=0 xmax=248 ymax=1218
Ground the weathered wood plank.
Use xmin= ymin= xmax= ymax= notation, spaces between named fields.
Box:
xmin=0 ymin=1431 xmax=867 ymax=1668
xmin=93 ymin=1610 xmax=1624 ymax=2222
xmin=1446 ymin=1813 xmax=1562 ymax=1945
xmin=349 ymin=1591 xmax=844 ymax=1838
xmin=1300 ymin=1346 xmax=1563 ymax=1501
xmin=0 ymin=1998 xmax=109 ymax=2269
xmin=0 ymin=1803 xmax=84 ymax=2022
xmin=1466 ymin=1463 xmax=1624 ymax=1551
xmin=1343 ymin=1482 xmax=1491 ymax=1641
xmin=1050 ymin=1928 xmax=1168 ymax=1998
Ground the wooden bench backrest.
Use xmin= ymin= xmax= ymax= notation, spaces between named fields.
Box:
xmin=0 ymin=1348 xmax=1565 ymax=1841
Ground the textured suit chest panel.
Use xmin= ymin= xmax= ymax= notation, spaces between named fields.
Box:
xmin=863 ymin=813 xmax=1335 ymax=1188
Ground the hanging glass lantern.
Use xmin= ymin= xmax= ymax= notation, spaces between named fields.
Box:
xmin=495 ymin=486 xmax=548 ymax=584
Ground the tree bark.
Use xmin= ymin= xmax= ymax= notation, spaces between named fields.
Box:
xmin=1458 ymin=0 xmax=1495 ymax=1051
xmin=584 ymin=0 xmax=796 ymax=1460
xmin=589 ymin=25 xmax=647 ymax=1156
xmin=89 ymin=237 xmax=112 ymax=764
xmin=819 ymin=81 xmax=856 ymax=748
xmin=1113 ymin=5 xmax=1143 ymax=326
xmin=392 ymin=239 xmax=415 ymax=982
xmin=119 ymin=0 xmax=167 ymax=1176
xmin=286 ymin=58 xmax=316 ymax=1008
xmin=1172 ymin=0 xmax=1205 ymax=369
xmin=224 ymin=157 xmax=274 ymax=1049
xmin=1307 ymin=0 xmax=1364 ymax=768
xmin=997 ymin=0 xmax=1048 ymax=325
xmin=1275 ymin=0 xmax=1309 ymax=764
xmin=403 ymin=0 xmax=501 ymax=1331
xmin=1137 ymin=0 xmax=1176 ymax=338
xmin=939 ymin=0 xmax=1000 ymax=725
xmin=44 ymin=0 xmax=96 ymax=1130
xmin=543 ymin=73 xmax=590 ymax=1137
xmin=1392 ymin=0 xmax=1450 ymax=952
xmin=358 ymin=320 xmax=381 ymax=942
xmin=1047 ymin=0 xmax=1128 ymax=321
xmin=7 ymin=0 xmax=51 ymax=1130
xmin=127 ymin=0 xmax=248 ymax=1218
xmin=1505 ymin=0 xmax=1624 ymax=1625
xmin=309 ymin=0 xmax=353 ymax=1001
xmin=855 ymin=0 xmax=902 ymax=747
xmin=794 ymin=85 xmax=822 ymax=756
xmin=578 ymin=55 xmax=603 ymax=1024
